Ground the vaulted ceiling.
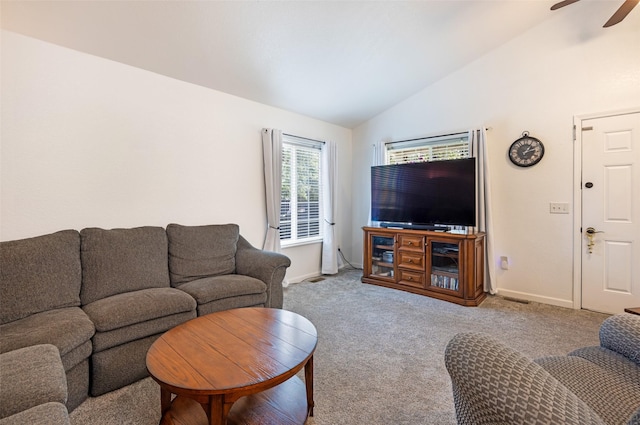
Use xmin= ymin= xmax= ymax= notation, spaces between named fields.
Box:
xmin=1 ymin=1 xmax=619 ymax=128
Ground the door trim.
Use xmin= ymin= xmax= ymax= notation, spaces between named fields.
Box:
xmin=572 ymin=107 xmax=640 ymax=310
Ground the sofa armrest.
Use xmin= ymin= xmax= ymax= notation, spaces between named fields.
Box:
xmin=0 ymin=403 xmax=69 ymax=425
xmin=0 ymin=344 xmax=68 ymax=420
xmin=599 ymin=313 xmax=640 ymax=367
xmin=444 ymin=333 xmax=605 ymax=425
xmin=235 ymin=236 xmax=291 ymax=309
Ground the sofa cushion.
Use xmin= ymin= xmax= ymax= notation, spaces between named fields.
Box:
xmin=176 ymin=274 xmax=266 ymax=305
xmin=536 ymin=355 xmax=640 ymax=425
xmin=570 ymin=346 xmax=640 ymax=388
xmin=0 ymin=344 xmax=67 ymax=419
xmin=0 ymin=230 xmax=81 ymax=325
xmin=0 ymin=307 xmax=95 ymax=359
xmin=83 ymin=287 xmax=196 ymax=333
xmin=90 ymin=311 xmax=196 ymax=353
xmin=167 ymin=223 xmax=239 ymax=286
xmin=80 ymin=227 xmax=170 ymax=305
xmin=197 ymin=293 xmax=268 ymax=316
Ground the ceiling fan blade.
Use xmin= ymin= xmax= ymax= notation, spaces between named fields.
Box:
xmin=550 ymin=0 xmax=580 ymax=11
xmin=603 ymin=0 xmax=639 ymax=27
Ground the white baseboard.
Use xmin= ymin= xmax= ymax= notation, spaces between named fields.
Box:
xmin=285 ymin=271 xmax=323 ymax=286
xmin=285 ymin=264 xmax=363 ymax=286
xmin=496 ymin=289 xmax=575 ymax=309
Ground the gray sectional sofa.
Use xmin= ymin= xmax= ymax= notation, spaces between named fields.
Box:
xmin=445 ymin=312 xmax=640 ymax=425
xmin=0 ymin=223 xmax=290 ymax=422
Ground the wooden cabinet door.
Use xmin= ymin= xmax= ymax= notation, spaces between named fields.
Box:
xmin=364 ymin=230 xmax=396 ymax=282
xmin=426 ymin=238 xmax=462 ymax=295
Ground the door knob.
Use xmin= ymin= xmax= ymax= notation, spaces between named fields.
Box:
xmin=585 ymin=227 xmax=604 ymax=254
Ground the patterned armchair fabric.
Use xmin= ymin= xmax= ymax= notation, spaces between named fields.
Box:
xmin=445 ymin=313 xmax=640 ymax=425
xmin=598 ymin=313 xmax=640 ymax=367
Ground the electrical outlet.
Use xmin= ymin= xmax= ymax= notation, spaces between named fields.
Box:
xmin=549 ymin=202 xmax=570 ymax=214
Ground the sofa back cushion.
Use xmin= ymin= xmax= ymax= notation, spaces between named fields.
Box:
xmin=0 ymin=230 xmax=82 ymax=325
xmin=166 ymin=223 xmax=239 ymax=286
xmin=80 ymin=227 xmax=170 ymax=305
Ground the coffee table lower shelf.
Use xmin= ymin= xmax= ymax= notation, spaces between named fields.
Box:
xmin=160 ymin=376 xmax=311 ymax=425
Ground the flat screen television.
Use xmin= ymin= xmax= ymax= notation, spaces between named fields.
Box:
xmin=371 ymin=158 xmax=476 ymax=230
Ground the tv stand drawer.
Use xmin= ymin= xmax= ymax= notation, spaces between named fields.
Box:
xmin=398 ymin=235 xmax=425 ymax=252
xmin=398 ymin=270 xmax=425 ymax=288
xmin=398 ymin=251 xmax=424 ymax=270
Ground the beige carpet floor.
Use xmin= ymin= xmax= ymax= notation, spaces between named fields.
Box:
xmin=70 ymin=269 xmax=608 ymax=424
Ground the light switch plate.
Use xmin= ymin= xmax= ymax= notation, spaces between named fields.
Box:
xmin=550 ymin=202 xmax=570 ymax=214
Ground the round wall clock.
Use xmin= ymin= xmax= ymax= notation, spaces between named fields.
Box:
xmin=508 ymin=131 xmax=544 ymax=167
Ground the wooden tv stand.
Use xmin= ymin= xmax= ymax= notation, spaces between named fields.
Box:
xmin=362 ymin=226 xmax=486 ymax=306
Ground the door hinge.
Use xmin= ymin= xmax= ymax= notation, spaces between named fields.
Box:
xmin=573 ymin=125 xmax=576 ymax=141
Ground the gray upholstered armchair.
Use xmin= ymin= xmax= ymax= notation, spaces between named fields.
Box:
xmin=444 ymin=313 xmax=640 ymax=425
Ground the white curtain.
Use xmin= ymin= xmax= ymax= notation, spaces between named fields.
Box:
xmin=367 ymin=140 xmax=387 ymax=225
xmin=469 ymin=128 xmax=497 ymax=294
xmin=373 ymin=140 xmax=386 ymax=166
xmin=262 ymin=128 xmax=283 ymax=252
xmin=321 ymin=140 xmax=340 ymax=274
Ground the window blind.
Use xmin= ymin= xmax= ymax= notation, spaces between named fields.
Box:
xmin=386 ymin=133 xmax=469 ymax=165
xmin=280 ymin=135 xmax=322 ymax=243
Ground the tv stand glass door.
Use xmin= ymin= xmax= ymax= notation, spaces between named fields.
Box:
xmin=429 ymin=241 xmax=461 ymax=292
xmin=367 ymin=232 xmax=396 ymax=281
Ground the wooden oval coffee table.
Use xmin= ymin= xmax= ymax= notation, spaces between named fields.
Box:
xmin=146 ymin=308 xmax=317 ymax=425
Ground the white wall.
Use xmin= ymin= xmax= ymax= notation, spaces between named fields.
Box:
xmin=351 ymin=7 xmax=640 ymax=308
xmin=0 ymin=30 xmax=353 ymax=283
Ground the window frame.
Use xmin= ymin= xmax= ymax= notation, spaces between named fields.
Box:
xmin=280 ymin=135 xmax=323 ymax=247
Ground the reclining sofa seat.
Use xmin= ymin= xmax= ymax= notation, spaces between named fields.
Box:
xmin=0 ymin=230 xmax=95 ymax=411
xmin=166 ymin=223 xmax=287 ymax=313
xmin=80 ymin=226 xmax=197 ymax=397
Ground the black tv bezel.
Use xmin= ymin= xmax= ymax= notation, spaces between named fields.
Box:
xmin=370 ymin=158 xmax=476 ymax=229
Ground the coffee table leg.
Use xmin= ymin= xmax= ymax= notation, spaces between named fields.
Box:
xmin=160 ymin=388 xmax=172 ymax=416
xmin=205 ymin=394 xmax=226 ymax=425
xmin=305 ymin=355 xmax=315 ymax=417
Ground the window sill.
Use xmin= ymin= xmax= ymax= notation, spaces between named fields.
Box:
xmin=281 ymin=238 xmax=323 ymax=249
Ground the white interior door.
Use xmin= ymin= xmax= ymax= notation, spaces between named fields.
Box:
xmin=581 ymin=111 xmax=640 ymax=314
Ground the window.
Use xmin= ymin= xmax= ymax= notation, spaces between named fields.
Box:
xmin=386 ymin=133 xmax=469 ymax=165
xmin=280 ymin=135 xmax=322 ymax=245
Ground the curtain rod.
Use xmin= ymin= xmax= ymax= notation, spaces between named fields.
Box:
xmin=283 ymin=133 xmax=325 ymax=144
xmin=388 ymin=128 xmax=490 ymax=145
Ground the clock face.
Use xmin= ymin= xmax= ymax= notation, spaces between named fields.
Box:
xmin=509 ymin=136 xmax=544 ymax=167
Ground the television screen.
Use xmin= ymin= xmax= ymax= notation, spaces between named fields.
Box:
xmin=371 ymin=158 xmax=476 ymax=227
